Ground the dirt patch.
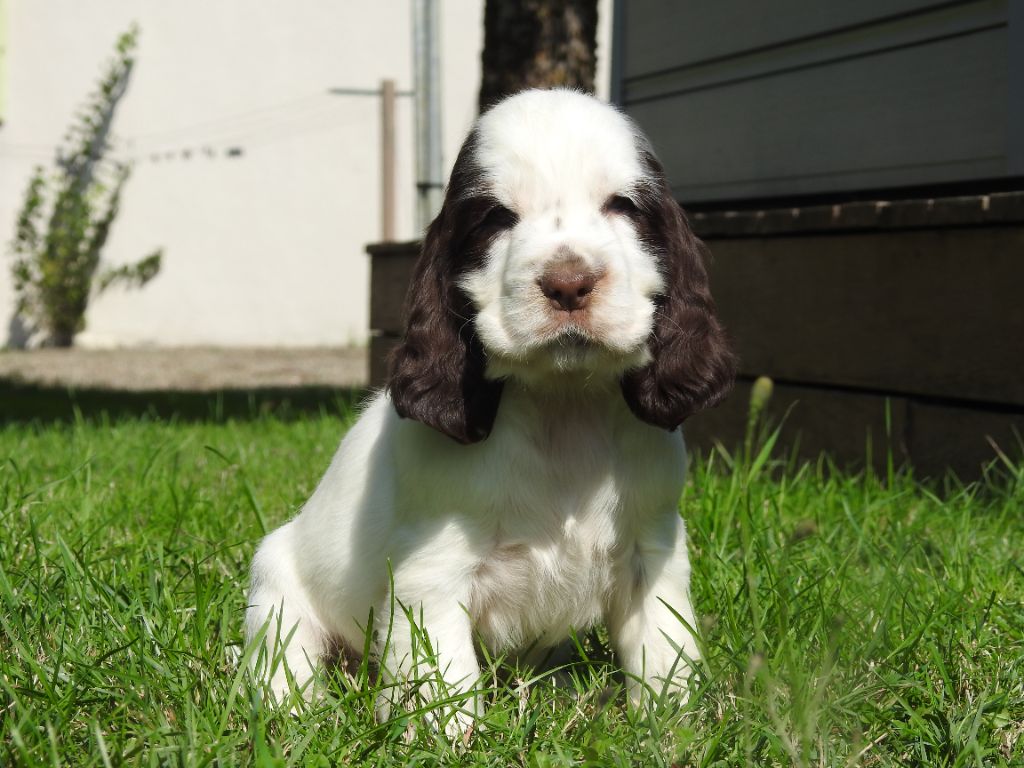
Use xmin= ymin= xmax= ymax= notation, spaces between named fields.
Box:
xmin=0 ymin=347 xmax=368 ymax=391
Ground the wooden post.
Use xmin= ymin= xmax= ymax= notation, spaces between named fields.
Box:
xmin=380 ymin=79 xmax=396 ymax=242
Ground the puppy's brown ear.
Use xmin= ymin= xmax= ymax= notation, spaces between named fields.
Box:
xmin=621 ymin=152 xmax=737 ymax=430
xmin=386 ymin=139 xmax=504 ymax=444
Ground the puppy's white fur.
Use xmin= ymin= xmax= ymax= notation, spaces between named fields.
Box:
xmin=245 ymin=90 xmax=725 ymax=724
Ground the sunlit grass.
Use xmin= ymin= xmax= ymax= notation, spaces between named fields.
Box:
xmin=1 ymin=405 xmax=1021 ymax=766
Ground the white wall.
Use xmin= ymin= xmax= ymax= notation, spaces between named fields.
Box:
xmin=0 ymin=0 xmax=611 ymax=348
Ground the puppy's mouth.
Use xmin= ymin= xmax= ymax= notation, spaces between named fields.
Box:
xmin=534 ymin=327 xmax=616 ymax=371
xmin=550 ymin=328 xmax=595 ymax=350
xmin=537 ymin=324 xmax=612 ymax=356
xmin=486 ymin=326 xmax=651 ymax=382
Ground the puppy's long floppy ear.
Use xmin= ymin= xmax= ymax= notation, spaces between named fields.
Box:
xmin=386 ymin=136 xmax=504 ymax=444
xmin=621 ymin=151 xmax=737 ymax=430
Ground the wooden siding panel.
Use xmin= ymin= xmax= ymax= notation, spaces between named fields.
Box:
xmin=627 ymin=27 xmax=1007 ymax=202
xmin=623 ymin=0 xmax=948 ymax=78
xmin=618 ymin=0 xmax=1017 ymax=201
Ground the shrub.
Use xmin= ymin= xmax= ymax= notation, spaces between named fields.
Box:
xmin=8 ymin=26 xmax=161 ymax=347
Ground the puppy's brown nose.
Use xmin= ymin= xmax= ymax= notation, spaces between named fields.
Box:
xmin=539 ymin=266 xmax=600 ymax=312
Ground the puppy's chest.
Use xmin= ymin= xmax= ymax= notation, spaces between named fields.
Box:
xmin=468 ymin=476 xmax=625 ymax=651
xmin=454 ymin=401 xmax=670 ymax=652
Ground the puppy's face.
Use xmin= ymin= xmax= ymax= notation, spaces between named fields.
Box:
xmin=460 ymin=92 xmax=663 ymax=380
xmin=389 ymin=89 xmax=735 ymax=444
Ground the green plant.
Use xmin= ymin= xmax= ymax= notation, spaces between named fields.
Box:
xmin=8 ymin=26 xmax=161 ymax=347
xmin=0 ymin=406 xmax=1021 ymax=765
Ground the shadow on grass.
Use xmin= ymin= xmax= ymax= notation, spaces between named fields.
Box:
xmin=0 ymin=381 xmax=370 ymax=424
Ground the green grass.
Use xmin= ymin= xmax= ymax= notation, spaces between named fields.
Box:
xmin=1 ymin=405 xmax=1022 ymax=766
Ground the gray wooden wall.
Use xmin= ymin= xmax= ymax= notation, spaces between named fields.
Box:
xmin=614 ymin=0 xmax=1023 ymax=203
xmin=365 ymin=6 xmax=1024 ymax=478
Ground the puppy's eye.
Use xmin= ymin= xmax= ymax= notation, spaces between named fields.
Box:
xmin=603 ymin=194 xmax=640 ymax=217
xmin=479 ymin=204 xmax=518 ymax=231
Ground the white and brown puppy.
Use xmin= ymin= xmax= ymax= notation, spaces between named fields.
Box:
xmin=245 ymin=89 xmax=735 ymax=723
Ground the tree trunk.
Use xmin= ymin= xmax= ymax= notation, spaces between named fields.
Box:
xmin=478 ymin=0 xmax=599 ymax=113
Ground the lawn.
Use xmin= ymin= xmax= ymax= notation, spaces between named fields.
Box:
xmin=1 ymin=403 xmax=1022 ymax=766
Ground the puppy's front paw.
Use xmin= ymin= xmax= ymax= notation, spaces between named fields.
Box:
xmin=376 ymin=684 xmax=482 ymax=746
xmin=439 ymin=706 xmax=477 ymax=747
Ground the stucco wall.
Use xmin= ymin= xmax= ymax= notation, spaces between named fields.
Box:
xmin=0 ymin=0 xmax=611 ymax=348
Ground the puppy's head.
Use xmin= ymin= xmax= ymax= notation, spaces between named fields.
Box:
xmin=388 ymin=89 xmax=735 ymax=444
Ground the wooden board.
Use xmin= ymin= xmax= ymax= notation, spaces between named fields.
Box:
xmin=706 ymin=226 xmax=1024 ymax=406
xmin=368 ymin=242 xmax=419 ymax=335
xmin=907 ymin=400 xmax=1024 ymax=478
xmin=684 ymin=379 xmax=911 ymax=472
xmin=369 ymin=333 xmax=400 ymax=390
xmin=685 ymin=378 xmax=1024 ymax=479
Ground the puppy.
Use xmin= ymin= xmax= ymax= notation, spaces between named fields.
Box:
xmin=245 ymin=89 xmax=734 ymax=727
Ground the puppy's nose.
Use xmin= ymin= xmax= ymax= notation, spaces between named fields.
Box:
xmin=538 ymin=264 xmax=600 ymax=312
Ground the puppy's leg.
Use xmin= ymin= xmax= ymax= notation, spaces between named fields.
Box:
xmin=245 ymin=522 xmax=330 ymax=700
xmin=607 ymin=514 xmax=700 ymax=705
xmin=376 ymin=563 xmax=482 ymax=737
